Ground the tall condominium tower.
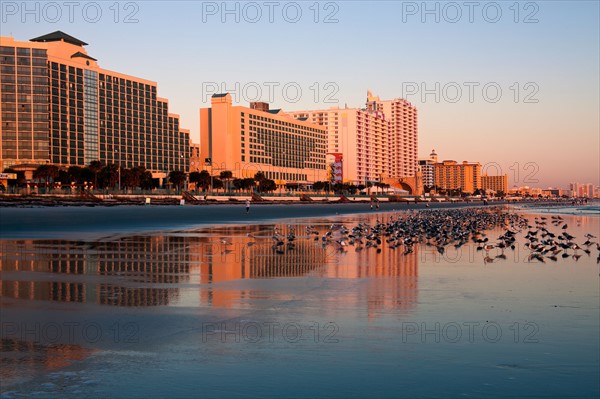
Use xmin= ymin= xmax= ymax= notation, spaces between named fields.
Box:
xmin=290 ymin=91 xmax=418 ymax=185
xmin=0 ymin=31 xmax=190 ymax=176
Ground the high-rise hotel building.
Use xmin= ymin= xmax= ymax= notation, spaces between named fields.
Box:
xmin=200 ymin=93 xmax=327 ymax=185
xmin=290 ymin=91 xmax=418 ymax=185
xmin=434 ymin=160 xmax=482 ymax=194
xmin=481 ymin=174 xmax=508 ymax=194
xmin=0 ymin=32 xmax=189 ymax=175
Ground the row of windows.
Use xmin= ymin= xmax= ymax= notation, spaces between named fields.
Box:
xmin=245 ymin=112 xmax=323 ymax=133
xmin=50 ymin=71 xmax=83 ymax=84
xmin=98 ymin=138 xmax=184 ymax=147
xmin=2 ymin=150 xmax=49 ymax=159
xmin=246 ymin=119 xmax=323 ymax=137
xmin=99 ymin=74 xmax=156 ymax=91
xmin=1 ymin=83 xmax=49 ymax=92
xmin=2 ymin=112 xmax=48 ymax=121
xmin=1 ymin=94 xmax=47 ymax=103
xmin=99 ymin=102 xmax=167 ymax=114
xmin=247 ymin=127 xmax=326 ymax=146
xmin=0 ymin=56 xmax=47 ymax=67
xmin=1 ymin=65 xmax=48 ymax=76
xmin=2 ymin=142 xmax=48 ymax=151
xmin=2 ymin=132 xmax=48 ymax=142
xmin=241 ymin=155 xmax=324 ymax=172
xmin=1 ymin=75 xmax=48 ymax=84
xmin=2 ymin=121 xmax=48 ymax=129
xmin=50 ymin=62 xmax=82 ymax=74
xmin=0 ymin=46 xmax=46 ymax=57
xmin=2 ymin=76 xmax=48 ymax=93
xmin=99 ymin=146 xmax=187 ymax=157
xmin=2 ymin=104 xmax=48 ymax=113
xmin=99 ymin=86 xmax=157 ymax=97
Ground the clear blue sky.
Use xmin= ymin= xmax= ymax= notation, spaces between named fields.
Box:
xmin=2 ymin=1 xmax=598 ymax=188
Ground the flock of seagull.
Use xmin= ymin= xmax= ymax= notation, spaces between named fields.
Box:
xmin=253 ymin=208 xmax=600 ymax=264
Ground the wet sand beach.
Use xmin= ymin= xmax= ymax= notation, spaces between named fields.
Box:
xmin=1 ymin=205 xmax=598 ymax=398
xmin=1 ymin=201 xmax=488 ymax=240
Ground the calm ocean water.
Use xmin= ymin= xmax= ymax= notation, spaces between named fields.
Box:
xmin=1 ymin=206 xmax=598 ymax=398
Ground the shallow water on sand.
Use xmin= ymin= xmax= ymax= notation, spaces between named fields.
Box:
xmin=0 ymin=209 xmax=598 ymax=398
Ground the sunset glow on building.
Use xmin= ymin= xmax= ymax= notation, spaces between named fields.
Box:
xmin=434 ymin=159 xmax=482 ymax=194
xmin=481 ymin=174 xmax=509 ymax=194
xmin=199 ymin=93 xmax=327 ymax=186
xmin=0 ymin=32 xmax=190 ymax=178
xmin=290 ymin=91 xmax=418 ymax=185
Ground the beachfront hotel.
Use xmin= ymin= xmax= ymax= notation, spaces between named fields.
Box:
xmin=434 ymin=159 xmax=482 ymax=194
xmin=199 ymin=93 xmax=328 ymax=186
xmin=0 ymin=31 xmax=190 ymax=179
xmin=481 ymin=174 xmax=509 ymax=194
xmin=569 ymin=182 xmax=597 ymax=198
xmin=289 ymin=91 xmax=418 ymax=186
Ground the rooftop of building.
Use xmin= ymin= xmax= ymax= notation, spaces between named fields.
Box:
xmin=207 ymin=93 xmax=326 ymax=129
xmin=71 ymin=51 xmax=97 ymax=61
xmin=30 ymin=31 xmax=87 ymax=46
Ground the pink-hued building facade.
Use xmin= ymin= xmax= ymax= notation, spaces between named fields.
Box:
xmin=290 ymin=91 xmax=418 ymax=185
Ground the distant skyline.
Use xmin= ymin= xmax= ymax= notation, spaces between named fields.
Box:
xmin=2 ymin=1 xmax=598 ymax=187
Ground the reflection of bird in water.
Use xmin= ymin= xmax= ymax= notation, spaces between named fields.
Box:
xmin=484 ymin=255 xmax=495 ymax=264
xmin=239 ymin=209 xmax=593 ymax=266
xmin=528 ymin=253 xmax=545 ymax=263
xmin=219 ymin=238 xmax=233 ymax=254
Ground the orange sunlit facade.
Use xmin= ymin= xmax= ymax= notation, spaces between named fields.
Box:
xmin=434 ymin=160 xmax=482 ymax=194
xmin=481 ymin=174 xmax=508 ymax=194
xmin=200 ymin=93 xmax=327 ymax=186
xmin=0 ymin=31 xmax=190 ymax=176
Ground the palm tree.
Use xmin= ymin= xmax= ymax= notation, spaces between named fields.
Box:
xmin=254 ymin=172 xmax=266 ymax=193
xmin=88 ymin=161 xmax=103 ymax=189
xmin=241 ymin=178 xmax=256 ymax=193
xmin=168 ymin=170 xmax=187 ymax=193
xmin=232 ymin=178 xmax=243 ymax=192
xmin=219 ymin=170 xmax=233 ymax=192
xmin=99 ymin=164 xmax=119 ymax=189
xmin=189 ymin=170 xmax=211 ymax=191
xmin=34 ymin=164 xmax=60 ymax=189
xmin=261 ymin=179 xmax=277 ymax=193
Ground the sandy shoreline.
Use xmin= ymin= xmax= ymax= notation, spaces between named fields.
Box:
xmin=2 ymin=200 xmax=593 ymax=240
xmin=0 ymin=201 xmax=489 ymax=240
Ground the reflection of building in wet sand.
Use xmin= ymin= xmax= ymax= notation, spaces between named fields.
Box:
xmin=0 ymin=338 xmax=93 ymax=387
xmin=193 ymin=222 xmax=419 ymax=313
xmin=323 ymin=245 xmax=419 ymax=318
xmin=0 ymin=236 xmax=193 ymax=306
xmin=197 ymin=227 xmax=329 ymax=308
xmin=246 ymin=238 xmax=329 ymax=278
